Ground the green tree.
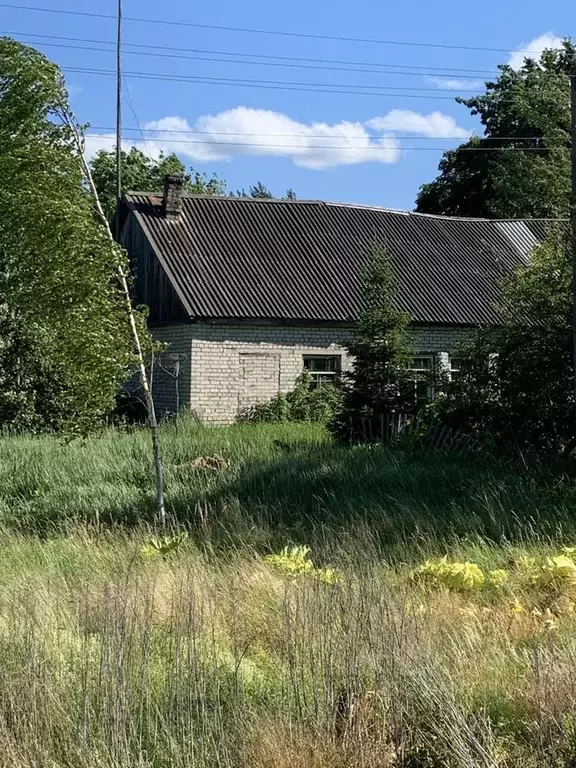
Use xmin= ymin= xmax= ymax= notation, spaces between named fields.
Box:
xmin=416 ymin=40 xmax=575 ymax=219
xmin=232 ymin=181 xmax=297 ymax=200
xmin=435 ymin=233 xmax=575 ymax=453
xmin=0 ymin=307 xmax=67 ymax=432
xmin=90 ymin=147 xmax=226 ymax=221
xmin=0 ymin=37 xmax=135 ymax=432
xmin=330 ymin=246 xmax=416 ymax=443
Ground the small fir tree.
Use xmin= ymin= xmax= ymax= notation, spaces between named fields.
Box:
xmin=330 ymin=246 xmax=417 ymax=443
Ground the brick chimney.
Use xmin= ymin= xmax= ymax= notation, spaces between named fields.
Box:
xmin=162 ymin=175 xmax=184 ymax=219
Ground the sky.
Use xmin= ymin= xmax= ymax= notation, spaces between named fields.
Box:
xmin=2 ymin=1 xmax=573 ymax=208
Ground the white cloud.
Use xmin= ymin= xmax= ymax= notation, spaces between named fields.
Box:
xmin=141 ymin=110 xmax=402 ymax=170
xmin=508 ymin=32 xmax=563 ymax=69
xmin=85 ymin=106 xmax=471 ymax=169
xmin=366 ymin=109 xmax=470 ymax=139
xmin=425 ymin=76 xmax=485 ymax=91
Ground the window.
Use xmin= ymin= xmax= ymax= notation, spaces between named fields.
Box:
xmin=449 ymin=355 xmax=462 ymax=381
xmin=408 ymin=354 xmax=435 ymax=404
xmin=303 ymin=355 xmax=341 ymax=387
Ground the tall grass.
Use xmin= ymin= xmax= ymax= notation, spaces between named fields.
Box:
xmin=4 ymin=423 xmax=576 ymax=765
xmin=0 ymin=530 xmax=575 ymax=767
xmin=1 ymin=420 xmax=575 ymax=554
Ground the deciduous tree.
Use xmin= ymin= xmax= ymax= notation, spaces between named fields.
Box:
xmin=0 ymin=37 xmax=135 ymax=433
xmin=435 ymin=233 xmax=575 ymax=453
xmin=90 ymin=147 xmax=226 ymax=221
xmin=416 ymin=41 xmax=575 ymax=219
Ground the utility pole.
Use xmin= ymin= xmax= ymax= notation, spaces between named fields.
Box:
xmin=115 ymin=0 xmax=122 ymax=242
xmin=572 ymin=65 xmax=576 ymax=410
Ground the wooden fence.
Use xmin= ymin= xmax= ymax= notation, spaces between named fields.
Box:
xmin=357 ymin=412 xmax=481 ymax=454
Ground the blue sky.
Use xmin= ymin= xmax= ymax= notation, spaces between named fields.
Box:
xmin=2 ymin=1 xmax=573 ymax=208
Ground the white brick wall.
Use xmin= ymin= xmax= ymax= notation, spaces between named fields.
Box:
xmin=149 ymin=325 xmax=193 ymax=418
xmin=151 ymin=322 xmax=473 ymax=423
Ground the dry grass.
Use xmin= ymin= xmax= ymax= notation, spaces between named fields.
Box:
xmin=2 ymin=423 xmax=576 ymax=765
xmin=0 ymin=531 xmax=575 ymax=766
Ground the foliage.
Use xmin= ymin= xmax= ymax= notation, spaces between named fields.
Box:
xmin=535 ymin=554 xmax=576 ymax=588
xmin=89 ymin=151 xmax=296 ymax=222
xmin=413 ymin=549 xmax=576 ymax=601
xmin=265 ymin=544 xmax=343 ymax=584
xmin=141 ymin=532 xmax=188 ymax=559
xmin=435 ymin=236 xmax=575 ymax=453
xmin=0 ymin=38 xmax=135 ymax=433
xmin=416 ymin=40 xmax=575 ymax=218
xmin=237 ymin=372 xmax=341 ymax=424
xmin=89 ymin=146 xmax=226 ymax=221
xmin=0 ymin=307 xmax=68 ymax=432
xmin=265 ymin=544 xmax=314 ymax=576
xmin=330 ymin=245 xmax=418 ymax=443
xmin=231 ymin=181 xmax=297 ymax=200
xmin=413 ymin=556 xmax=486 ymax=591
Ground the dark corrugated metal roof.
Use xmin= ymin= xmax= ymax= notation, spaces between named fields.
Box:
xmin=125 ymin=194 xmax=558 ymax=325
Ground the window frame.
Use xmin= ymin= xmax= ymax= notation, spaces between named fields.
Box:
xmin=448 ymin=354 xmax=461 ymax=381
xmin=408 ymin=353 xmax=436 ymax=404
xmin=302 ymin=355 xmax=342 ymax=387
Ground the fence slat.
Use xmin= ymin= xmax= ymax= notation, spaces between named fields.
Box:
xmin=361 ymin=411 xmax=479 ymax=454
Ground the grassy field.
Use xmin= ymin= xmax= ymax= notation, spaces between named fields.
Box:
xmin=2 ymin=419 xmax=576 ymax=550
xmin=3 ymin=422 xmax=576 ymax=766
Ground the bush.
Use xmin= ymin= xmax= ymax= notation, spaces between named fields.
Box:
xmin=237 ymin=373 xmax=341 ymax=424
xmin=434 ymin=237 xmax=576 ymax=454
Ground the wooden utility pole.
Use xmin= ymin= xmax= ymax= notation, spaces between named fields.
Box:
xmin=115 ymin=0 xmax=122 ymax=242
xmin=571 ymin=66 xmax=576 ymax=410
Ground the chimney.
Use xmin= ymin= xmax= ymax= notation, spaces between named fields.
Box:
xmin=163 ymin=174 xmax=184 ymax=219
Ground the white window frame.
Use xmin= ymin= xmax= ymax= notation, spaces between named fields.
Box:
xmin=302 ymin=355 xmax=341 ymax=387
xmin=408 ymin=354 xmax=435 ymax=403
xmin=448 ymin=354 xmax=461 ymax=381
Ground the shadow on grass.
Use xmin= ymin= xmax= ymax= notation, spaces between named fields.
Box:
xmin=13 ymin=434 xmax=576 ymax=554
xmin=163 ymin=444 xmax=576 ymax=554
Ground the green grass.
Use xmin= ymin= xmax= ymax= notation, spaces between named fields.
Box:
xmin=1 ymin=420 xmax=575 ymax=557
xmin=3 ymin=422 xmax=576 ymax=766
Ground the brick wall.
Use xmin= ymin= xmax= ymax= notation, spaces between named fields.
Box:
xmin=150 ymin=325 xmax=193 ymax=417
xmin=151 ymin=322 xmax=474 ymax=423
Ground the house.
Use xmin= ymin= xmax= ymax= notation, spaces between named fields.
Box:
xmin=118 ymin=175 xmax=549 ymax=424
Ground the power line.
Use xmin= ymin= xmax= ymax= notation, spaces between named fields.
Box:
xmin=65 ymin=61 xmax=483 ymax=93
xmin=2 ymin=30 xmax=500 ymax=79
xmin=63 ymin=66 xmax=520 ymax=101
xmin=0 ymin=3 xmax=550 ymax=55
xmin=85 ymin=133 xmax=567 ymax=151
xmin=89 ymin=125 xmax=550 ymax=142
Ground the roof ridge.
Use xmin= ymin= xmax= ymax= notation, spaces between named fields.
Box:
xmin=124 ymin=192 xmax=566 ymax=222
xmin=324 ymin=200 xmax=566 ymax=223
xmin=124 ymin=192 xmax=323 ymax=204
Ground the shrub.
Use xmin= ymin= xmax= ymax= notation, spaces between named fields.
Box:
xmin=237 ymin=373 xmax=341 ymax=424
xmin=434 ymin=237 xmax=576 ymax=454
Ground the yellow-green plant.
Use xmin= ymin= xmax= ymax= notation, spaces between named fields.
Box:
xmin=141 ymin=532 xmax=188 ymax=559
xmin=413 ymin=556 xmax=485 ymax=592
xmin=265 ymin=546 xmax=314 ymax=576
xmin=487 ymin=569 xmax=509 ymax=589
xmin=265 ymin=546 xmax=343 ymax=584
xmin=536 ymin=554 xmax=576 ymax=588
